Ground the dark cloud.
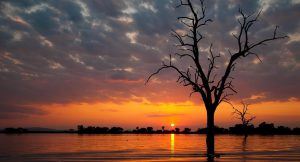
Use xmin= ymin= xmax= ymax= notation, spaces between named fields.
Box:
xmin=0 ymin=0 xmax=299 ymax=119
xmin=0 ymin=103 xmax=46 ymax=119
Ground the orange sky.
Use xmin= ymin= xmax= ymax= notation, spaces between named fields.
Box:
xmin=1 ymin=99 xmax=299 ymax=130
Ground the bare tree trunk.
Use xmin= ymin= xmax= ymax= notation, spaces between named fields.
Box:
xmin=146 ymin=0 xmax=286 ymax=160
xmin=206 ymin=108 xmax=215 ymax=160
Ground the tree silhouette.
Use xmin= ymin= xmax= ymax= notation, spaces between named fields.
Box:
xmin=183 ymin=128 xmax=191 ymax=133
xmin=175 ymin=128 xmax=180 ymax=133
xmin=147 ymin=127 xmax=154 ymax=133
xmin=232 ymin=102 xmax=255 ymax=137
xmin=146 ymin=0 xmax=286 ymax=159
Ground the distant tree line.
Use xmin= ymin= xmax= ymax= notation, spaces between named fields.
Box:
xmin=228 ymin=122 xmax=299 ymax=135
xmin=2 ymin=122 xmax=300 ymax=135
xmin=76 ymin=123 xmax=300 ymax=135
xmin=1 ymin=127 xmax=74 ymax=134
xmin=77 ymin=125 xmax=123 ymax=134
xmin=3 ymin=127 xmax=28 ymax=133
xmin=76 ymin=125 xmax=195 ymax=134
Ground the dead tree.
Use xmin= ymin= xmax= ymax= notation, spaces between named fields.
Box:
xmin=146 ymin=0 xmax=287 ymax=158
xmin=232 ymin=102 xmax=255 ymax=136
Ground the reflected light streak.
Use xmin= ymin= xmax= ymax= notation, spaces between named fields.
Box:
xmin=170 ymin=134 xmax=175 ymax=154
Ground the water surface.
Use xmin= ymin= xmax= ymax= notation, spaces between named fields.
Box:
xmin=0 ymin=134 xmax=300 ymax=161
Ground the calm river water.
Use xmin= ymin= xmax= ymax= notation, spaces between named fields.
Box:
xmin=0 ymin=134 xmax=300 ymax=161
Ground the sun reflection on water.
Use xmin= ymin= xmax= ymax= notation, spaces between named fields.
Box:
xmin=170 ymin=134 xmax=175 ymax=154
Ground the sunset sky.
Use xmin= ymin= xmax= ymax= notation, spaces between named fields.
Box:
xmin=0 ymin=0 xmax=299 ymax=130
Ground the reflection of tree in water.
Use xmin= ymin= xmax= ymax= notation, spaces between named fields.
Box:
xmin=242 ymin=136 xmax=248 ymax=152
xmin=241 ymin=136 xmax=248 ymax=162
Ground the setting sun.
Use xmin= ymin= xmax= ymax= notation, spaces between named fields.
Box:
xmin=171 ymin=123 xmax=175 ymax=127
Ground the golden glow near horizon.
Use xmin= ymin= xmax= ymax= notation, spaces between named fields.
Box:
xmin=171 ymin=123 xmax=175 ymax=127
xmin=0 ymin=99 xmax=299 ymax=129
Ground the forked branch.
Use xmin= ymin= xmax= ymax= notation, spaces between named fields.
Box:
xmin=146 ymin=0 xmax=287 ymax=111
xmin=232 ymin=102 xmax=256 ymax=126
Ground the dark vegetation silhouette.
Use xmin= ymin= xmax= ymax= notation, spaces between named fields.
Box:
xmin=3 ymin=127 xmax=28 ymax=133
xmin=146 ymin=0 xmax=287 ymax=159
xmin=2 ymin=127 xmax=74 ymax=133
xmin=231 ymin=102 xmax=255 ymax=137
xmin=75 ymin=124 xmax=300 ymax=135
xmin=197 ymin=126 xmax=228 ymax=134
xmin=77 ymin=125 xmax=123 ymax=134
xmin=3 ymin=123 xmax=300 ymax=135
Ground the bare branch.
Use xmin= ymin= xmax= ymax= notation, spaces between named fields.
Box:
xmin=175 ymin=0 xmax=189 ymax=8
xmin=178 ymin=16 xmax=194 ymax=21
xmin=146 ymin=54 xmax=208 ymax=102
xmin=214 ymin=8 xmax=287 ymax=106
xmin=175 ymin=52 xmax=195 ymax=60
xmin=232 ymin=102 xmax=255 ymax=126
xmin=147 ymin=1 xmax=286 ymax=117
xmin=207 ymin=43 xmax=221 ymax=81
